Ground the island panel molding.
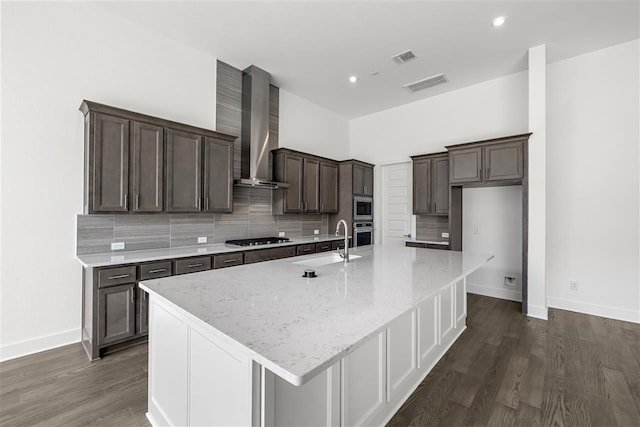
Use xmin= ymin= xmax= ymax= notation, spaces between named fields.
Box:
xmin=141 ymin=245 xmax=493 ymax=426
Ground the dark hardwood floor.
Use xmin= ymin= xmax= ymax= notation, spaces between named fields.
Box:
xmin=1 ymin=294 xmax=638 ymax=426
xmin=388 ymin=294 xmax=640 ymax=427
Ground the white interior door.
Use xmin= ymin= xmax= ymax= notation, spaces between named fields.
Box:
xmin=381 ymin=162 xmax=412 ymax=246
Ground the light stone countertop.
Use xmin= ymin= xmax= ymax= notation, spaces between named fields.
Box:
xmin=140 ymin=244 xmax=493 ymax=386
xmin=76 ymin=234 xmax=349 ymax=267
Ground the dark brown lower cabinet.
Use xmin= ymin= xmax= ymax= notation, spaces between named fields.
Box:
xmin=137 ymin=287 xmax=149 ymax=335
xmin=316 ymin=242 xmax=332 ymax=252
xmin=98 ymin=283 xmax=136 ymax=346
xmin=244 ymin=246 xmax=297 ymax=264
xmin=296 ymin=243 xmax=316 ymax=256
xmin=405 ymin=241 xmax=450 ymax=250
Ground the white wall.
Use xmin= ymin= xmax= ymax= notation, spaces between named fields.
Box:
xmin=546 ymin=39 xmax=639 ymax=323
xmin=0 ymin=2 xmax=350 ymax=360
xmin=463 ymin=187 xmax=523 ymax=302
xmin=279 ymin=89 xmax=349 ymax=159
xmin=349 ymin=71 xmax=529 ymax=165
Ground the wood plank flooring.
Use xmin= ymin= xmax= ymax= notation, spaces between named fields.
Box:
xmin=1 ymin=294 xmax=638 ymax=426
xmin=388 ymin=294 xmax=640 ymax=427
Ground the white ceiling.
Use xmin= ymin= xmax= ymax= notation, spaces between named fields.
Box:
xmin=97 ymin=1 xmax=639 ymax=119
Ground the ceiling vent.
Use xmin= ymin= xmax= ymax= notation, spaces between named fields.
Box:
xmin=403 ymin=73 xmax=448 ymax=93
xmin=391 ymin=50 xmax=416 ymax=65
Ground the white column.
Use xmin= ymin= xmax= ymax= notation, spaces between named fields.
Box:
xmin=527 ymin=45 xmax=548 ymax=320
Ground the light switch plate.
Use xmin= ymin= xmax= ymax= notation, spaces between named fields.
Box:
xmin=197 ymin=236 xmax=207 ymax=244
xmin=314 ymin=229 xmax=320 ymax=235
xmin=279 ymin=231 xmax=285 ymax=237
xmin=111 ymin=242 xmax=125 ymax=251
xmin=442 ymin=232 xmax=449 ymax=238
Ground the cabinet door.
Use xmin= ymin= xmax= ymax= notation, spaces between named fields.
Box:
xmin=449 ymin=147 xmax=482 ymax=184
xmin=131 ymin=121 xmax=164 ymax=212
xmin=283 ymin=154 xmax=303 ymax=213
xmin=363 ymin=166 xmax=374 ymax=196
xmin=303 ymin=158 xmax=320 ymax=213
xmin=166 ymin=128 xmax=202 ymax=212
xmin=319 ymin=161 xmax=338 ymax=213
xmin=485 ymin=141 xmax=523 ymax=181
xmin=413 ymin=158 xmax=431 ymax=214
xmin=432 ymin=157 xmax=449 ymax=215
xmin=137 ymin=287 xmax=148 ymax=335
xmin=92 ymin=113 xmax=129 ymax=212
xmin=353 ymin=164 xmax=365 ymax=195
xmin=203 ymin=136 xmax=233 ymax=212
xmin=98 ymin=283 xmax=135 ymax=345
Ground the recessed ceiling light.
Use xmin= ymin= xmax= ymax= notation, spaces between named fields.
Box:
xmin=492 ymin=16 xmax=506 ymax=27
xmin=349 ymin=75 xmax=358 ymax=83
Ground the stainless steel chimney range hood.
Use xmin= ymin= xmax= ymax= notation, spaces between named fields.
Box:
xmin=234 ymin=65 xmax=289 ymax=189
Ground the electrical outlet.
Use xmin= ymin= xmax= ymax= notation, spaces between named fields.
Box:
xmin=111 ymin=242 xmax=125 ymax=251
xmin=197 ymin=236 xmax=207 ymax=244
xmin=442 ymin=232 xmax=449 ymax=238
xmin=473 ymin=226 xmax=480 ymax=234
xmin=314 ymin=229 xmax=320 ymax=235
xmin=278 ymin=231 xmax=285 ymax=237
xmin=570 ymin=280 xmax=579 ymax=291
xmin=504 ymin=276 xmax=517 ymax=288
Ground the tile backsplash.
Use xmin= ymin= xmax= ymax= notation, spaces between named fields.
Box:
xmin=77 ymin=187 xmax=328 ymax=255
xmin=416 ymin=215 xmax=449 ymax=242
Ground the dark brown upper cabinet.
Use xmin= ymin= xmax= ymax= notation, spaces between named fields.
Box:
xmin=353 ymin=163 xmax=374 ymax=196
xmin=446 ymin=134 xmax=530 ymax=186
xmin=80 ymin=100 xmax=237 ymax=214
xmin=131 ymin=121 xmax=164 ymax=212
xmin=319 ymin=161 xmax=338 ymax=213
xmin=303 ymin=157 xmax=320 ymax=213
xmin=412 ymin=153 xmax=449 ymax=215
xmin=165 ymin=128 xmax=202 ymax=212
xmin=203 ymin=136 xmax=234 ymax=212
xmin=272 ymin=148 xmax=339 ymax=215
xmin=89 ymin=113 xmax=130 ymax=212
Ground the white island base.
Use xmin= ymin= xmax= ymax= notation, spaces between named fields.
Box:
xmin=145 ymin=277 xmax=468 ymax=427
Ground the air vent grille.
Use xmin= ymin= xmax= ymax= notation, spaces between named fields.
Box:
xmin=391 ymin=50 xmax=416 ymax=65
xmin=403 ymin=73 xmax=448 ymax=93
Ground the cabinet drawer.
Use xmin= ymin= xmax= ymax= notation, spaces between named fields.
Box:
xmin=213 ymin=252 xmax=244 ymax=269
xmin=139 ymin=261 xmax=173 ymax=280
xmin=315 ymin=242 xmax=333 ymax=253
xmin=174 ymin=256 xmax=212 ymax=275
xmin=244 ymin=246 xmax=296 ymax=264
xmin=98 ymin=265 xmax=137 ymax=288
xmin=296 ymin=243 xmax=316 ymax=256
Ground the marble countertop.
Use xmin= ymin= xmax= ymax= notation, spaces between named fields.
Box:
xmin=140 ymin=245 xmax=493 ymax=386
xmin=76 ymin=234 xmax=349 ymax=267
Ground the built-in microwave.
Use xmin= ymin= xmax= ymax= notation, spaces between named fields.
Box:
xmin=353 ymin=196 xmax=373 ymax=221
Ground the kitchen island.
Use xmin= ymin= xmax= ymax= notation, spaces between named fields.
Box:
xmin=140 ymin=245 xmax=493 ymax=426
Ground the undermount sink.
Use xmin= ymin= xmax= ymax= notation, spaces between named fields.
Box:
xmin=292 ymin=253 xmax=362 ymax=267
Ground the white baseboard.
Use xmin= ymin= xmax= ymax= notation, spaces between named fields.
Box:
xmin=0 ymin=328 xmax=81 ymax=362
xmin=547 ymin=297 xmax=639 ymax=324
xmin=526 ymin=304 xmax=549 ymax=320
xmin=467 ymin=283 xmax=522 ymax=302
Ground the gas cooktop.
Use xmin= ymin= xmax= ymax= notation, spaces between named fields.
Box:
xmin=225 ymin=237 xmax=291 ymax=247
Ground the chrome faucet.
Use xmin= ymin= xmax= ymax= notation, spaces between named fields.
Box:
xmin=335 ymin=219 xmax=350 ymax=262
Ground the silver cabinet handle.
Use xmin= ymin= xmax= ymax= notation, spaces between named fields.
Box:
xmin=108 ymin=274 xmax=130 ymax=280
xmin=136 ymin=194 xmax=140 ymax=210
xmin=223 ymin=259 xmax=238 ymax=264
xmin=197 ymin=198 xmax=201 ymax=210
xmin=302 ymin=248 xmax=312 ymax=252
xmin=148 ymin=268 xmax=167 ymax=274
xmin=143 ymin=292 xmax=146 ymax=301
xmin=205 ymin=197 xmax=209 ymax=211
xmin=124 ymin=193 xmax=128 ymax=210
xmin=188 ymin=263 xmax=204 ymax=268
xmin=130 ymin=289 xmax=134 ymax=304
